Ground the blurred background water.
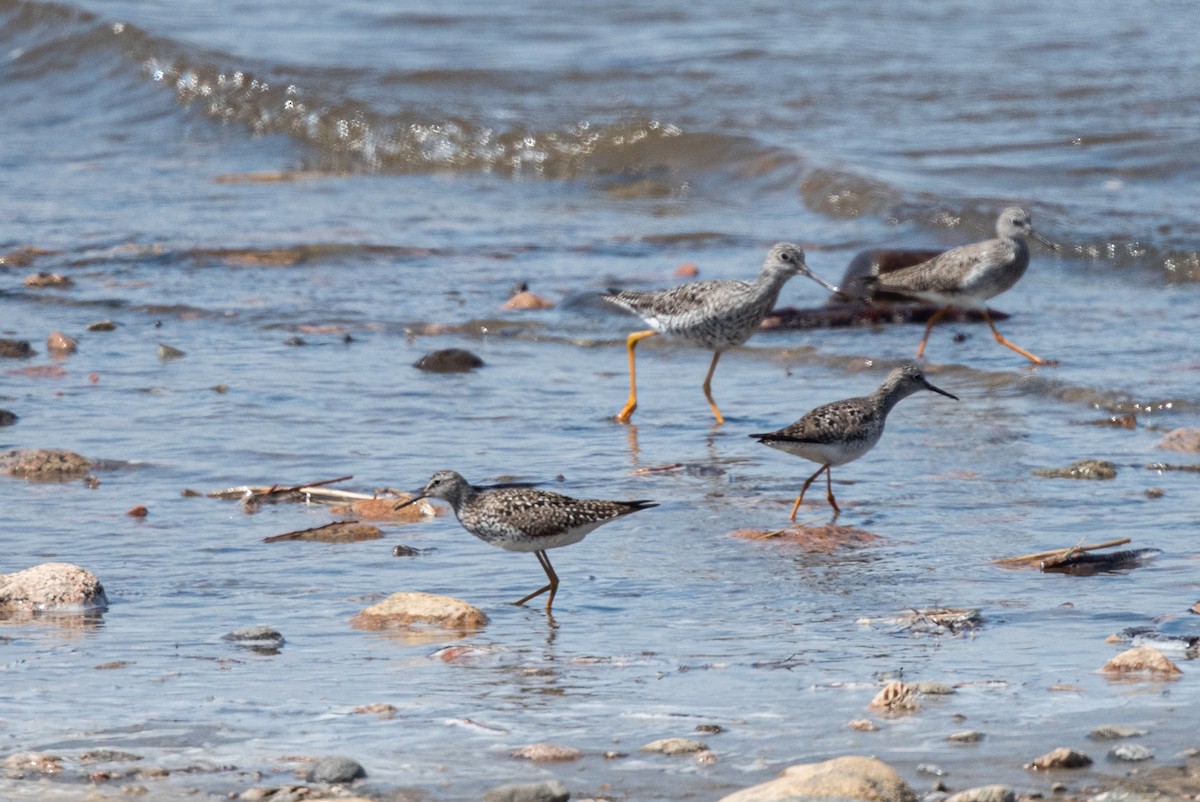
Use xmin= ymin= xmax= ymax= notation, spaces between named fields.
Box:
xmin=2 ymin=0 xmax=1199 ymax=798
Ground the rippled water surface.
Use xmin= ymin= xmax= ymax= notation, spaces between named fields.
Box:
xmin=2 ymin=0 xmax=1199 ymax=798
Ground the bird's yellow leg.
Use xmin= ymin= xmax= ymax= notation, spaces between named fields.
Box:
xmin=616 ymin=330 xmax=658 ymax=423
xmin=514 ymin=551 xmax=559 ymax=609
xmin=983 ymin=310 xmax=1056 ymax=366
xmin=702 ymin=351 xmax=725 ymax=424
xmin=916 ymin=306 xmax=951 ymax=359
xmin=825 ymin=466 xmax=840 ymax=518
xmin=790 ymin=464 xmax=830 ymax=521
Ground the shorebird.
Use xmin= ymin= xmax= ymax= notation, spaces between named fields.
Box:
xmin=866 ymin=207 xmax=1057 ymax=365
xmin=395 ymin=470 xmax=656 ymax=612
xmin=604 ymin=243 xmax=838 ymax=424
xmin=750 ymin=364 xmax=958 ymax=519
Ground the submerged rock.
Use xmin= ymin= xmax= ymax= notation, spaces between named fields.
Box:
xmin=639 ymin=737 xmax=708 ymax=755
xmin=223 ymin=626 xmax=285 ymax=653
xmin=483 ymin=780 xmax=570 ymax=802
xmin=0 ymin=410 xmax=16 ymax=426
xmin=0 ymin=448 xmax=92 ymax=481
xmin=0 ymin=563 xmax=108 ymax=612
xmin=510 ymin=743 xmax=581 ymax=762
xmin=503 ymin=290 xmax=555 ymax=310
xmin=350 ymin=592 xmax=488 ymax=631
xmin=869 ymin=680 xmax=919 ymax=713
xmin=1090 ymin=725 xmax=1149 ymax=741
xmin=1032 ymin=459 xmax=1117 ymax=480
xmin=413 ymin=348 xmax=484 ymax=373
xmin=1158 ymin=428 xmax=1200 ymax=453
xmin=718 ymin=755 xmax=917 ymax=802
xmin=47 ymin=331 xmax=77 ymax=355
xmin=1110 ymin=744 xmax=1154 ymax=762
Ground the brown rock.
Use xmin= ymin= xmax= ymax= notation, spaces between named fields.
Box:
xmin=329 ymin=495 xmax=439 ymax=521
xmin=46 ymin=331 xmax=78 ymax=355
xmin=503 ymin=290 xmax=555 ymax=310
xmin=1 ymin=752 xmax=63 ymax=775
xmin=0 ymin=448 xmax=93 ymax=480
xmin=674 ymin=262 xmax=699 ymax=278
xmin=510 ymin=743 xmax=581 ymax=762
xmin=945 ymin=786 xmax=1016 ymax=802
xmin=126 ymin=505 xmax=149 ymax=517
xmin=718 ymin=755 xmax=917 ymax=802
xmin=848 ymin=719 xmax=879 ymax=731
xmin=350 ymin=592 xmax=488 ymax=631
xmin=1158 ymin=428 xmax=1200 ymax=453
xmin=639 ymin=738 xmax=708 ymax=755
xmin=1101 ymin=645 xmax=1182 ymax=676
xmin=0 ymin=339 xmax=34 ymax=358
xmin=23 ymin=272 xmax=73 ymax=288
xmin=1026 ymin=747 xmax=1092 ymax=770
xmin=263 ymin=522 xmax=382 ymax=544
xmin=869 ymin=680 xmax=919 ymax=713
xmin=413 ymin=348 xmax=484 ymax=373
xmin=731 ymin=523 xmax=881 ymax=552
xmin=0 ymin=563 xmax=109 ymax=612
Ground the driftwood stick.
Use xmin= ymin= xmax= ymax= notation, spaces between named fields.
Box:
xmin=995 ymin=537 xmax=1131 ymax=566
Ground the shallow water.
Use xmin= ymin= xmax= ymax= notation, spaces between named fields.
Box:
xmin=2 ymin=0 xmax=1199 ymax=798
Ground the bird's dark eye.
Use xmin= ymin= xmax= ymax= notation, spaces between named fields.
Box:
xmin=781 ymin=252 xmax=793 ymax=262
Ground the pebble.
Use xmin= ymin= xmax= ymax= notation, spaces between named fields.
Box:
xmin=1109 ymin=744 xmax=1154 ymax=762
xmin=305 ymin=755 xmax=366 ymax=783
xmin=0 ymin=410 xmax=16 ymax=426
xmin=945 ymin=785 xmax=1016 ymax=802
xmin=413 ymin=348 xmax=484 ymax=373
xmin=639 ymin=737 xmax=708 ymax=755
xmin=87 ymin=320 xmax=118 ymax=331
xmin=503 ymin=290 xmax=555 ymax=310
xmin=483 ymin=780 xmax=570 ymax=802
xmin=23 ymin=271 xmax=72 ymax=288
xmin=911 ymin=681 xmax=956 ymax=695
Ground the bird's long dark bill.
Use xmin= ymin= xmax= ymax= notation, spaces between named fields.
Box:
xmin=393 ymin=493 xmax=427 ymax=511
xmin=924 ymin=381 xmax=959 ymax=401
xmin=804 ymin=271 xmax=841 ymax=294
xmin=1031 ymin=230 xmax=1060 ymax=251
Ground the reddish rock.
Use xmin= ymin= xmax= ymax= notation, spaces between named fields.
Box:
xmin=503 ymin=290 xmax=555 ymax=310
xmin=1026 ymin=747 xmax=1093 ymax=770
xmin=47 ymin=331 xmax=78 ymax=355
xmin=674 ymin=262 xmax=699 ymax=278
xmin=1158 ymin=428 xmax=1200 ymax=453
xmin=1101 ymin=645 xmax=1182 ymax=676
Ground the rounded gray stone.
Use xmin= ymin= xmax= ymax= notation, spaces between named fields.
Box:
xmin=482 ymin=780 xmax=569 ymax=802
xmin=305 ymin=756 xmax=366 ymax=783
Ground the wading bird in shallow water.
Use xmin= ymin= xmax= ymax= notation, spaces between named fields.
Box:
xmin=866 ymin=207 xmax=1058 ymax=365
xmin=395 ymin=470 xmax=656 ymax=613
xmin=750 ymin=364 xmax=958 ymax=520
xmin=603 ymin=243 xmax=838 ymax=425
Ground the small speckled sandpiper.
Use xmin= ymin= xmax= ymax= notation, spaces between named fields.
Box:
xmin=866 ymin=207 xmax=1057 ymax=365
xmin=604 ymin=243 xmax=838 ymax=425
xmin=750 ymin=364 xmax=958 ymax=519
xmin=395 ymin=470 xmax=657 ymax=612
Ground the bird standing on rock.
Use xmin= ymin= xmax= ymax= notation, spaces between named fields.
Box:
xmin=750 ymin=364 xmax=958 ymax=519
xmin=396 ymin=470 xmax=656 ymax=613
xmin=866 ymin=207 xmax=1058 ymax=365
xmin=603 ymin=243 xmax=839 ymax=425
